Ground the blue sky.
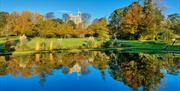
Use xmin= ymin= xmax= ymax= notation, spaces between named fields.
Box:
xmin=0 ymin=0 xmax=180 ymax=20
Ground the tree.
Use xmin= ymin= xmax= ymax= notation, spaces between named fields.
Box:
xmin=109 ymin=1 xmax=170 ymax=40
xmin=109 ymin=2 xmax=144 ymax=40
xmin=168 ymin=13 xmax=180 ymax=22
xmin=81 ymin=13 xmax=91 ymax=28
xmin=36 ymin=20 xmax=57 ymax=37
xmin=87 ymin=17 xmax=108 ymax=37
xmin=98 ymin=29 xmax=109 ymax=41
xmin=109 ymin=7 xmax=128 ymax=39
xmin=67 ymin=20 xmax=76 ymax=29
xmin=144 ymin=0 xmax=153 ymax=16
xmin=6 ymin=12 xmax=20 ymax=35
xmin=33 ymin=13 xmax=44 ymax=24
xmin=5 ymin=11 xmax=45 ymax=36
xmin=59 ymin=22 xmax=74 ymax=38
xmin=16 ymin=11 xmax=34 ymax=35
xmin=31 ymin=13 xmax=44 ymax=37
xmin=0 ymin=11 xmax=8 ymax=36
xmin=62 ymin=13 xmax=69 ymax=22
xmin=167 ymin=13 xmax=180 ymax=35
xmin=45 ymin=12 xmax=54 ymax=19
xmin=121 ymin=2 xmax=144 ymax=39
xmin=52 ymin=18 xmax=64 ymax=24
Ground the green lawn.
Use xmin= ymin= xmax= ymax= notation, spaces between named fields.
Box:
xmin=19 ymin=37 xmax=90 ymax=50
xmin=0 ymin=36 xmax=19 ymax=43
xmin=0 ymin=37 xmax=179 ymax=54
xmin=118 ymin=40 xmax=166 ymax=49
xmin=101 ymin=39 xmax=180 ymax=52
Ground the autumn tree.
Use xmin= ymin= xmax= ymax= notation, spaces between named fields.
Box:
xmin=19 ymin=11 xmax=34 ymax=35
xmin=31 ymin=13 xmax=44 ymax=37
xmin=6 ymin=12 xmax=20 ymax=35
xmin=86 ymin=17 xmax=109 ymax=40
xmin=36 ymin=19 xmax=57 ymax=37
xmin=109 ymin=2 xmax=144 ymax=40
xmin=121 ymin=2 xmax=144 ymax=39
xmin=0 ymin=11 xmax=8 ymax=36
xmin=67 ymin=20 xmax=76 ymax=29
xmin=109 ymin=1 xmax=172 ymax=40
xmin=59 ymin=22 xmax=74 ymax=38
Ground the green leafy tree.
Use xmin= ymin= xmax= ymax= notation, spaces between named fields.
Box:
xmin=167 ymin=13 xmax=180 ymax=35
xmin=109 ymin=7 xmax=128 ymax=39
xmin=52 ymin=18 xmax=64 ymax=24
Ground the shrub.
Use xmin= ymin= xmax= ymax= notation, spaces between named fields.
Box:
xmin=102 ymin=40 xmax=131 ymax=48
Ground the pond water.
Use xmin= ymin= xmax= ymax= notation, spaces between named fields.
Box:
xmin=0 ymin=51 xmax=179 ymax=91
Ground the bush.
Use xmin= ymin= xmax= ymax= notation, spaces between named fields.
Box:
xmin=81 ymin=37 xmax=100 ymax=48
xmin=102 ymin=40 xmax=131 ymax=48
xmin=101 ymin=40 xmax=113 ymax=48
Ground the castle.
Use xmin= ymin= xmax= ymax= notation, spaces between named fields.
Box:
xmin=69 ymin=10 xmax=81 ymax=24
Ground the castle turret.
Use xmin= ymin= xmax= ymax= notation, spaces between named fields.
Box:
xmin=78 ymin=9 xmax=81 ymax=17
xmin=68 ymin=9 xmax=81 ymax=24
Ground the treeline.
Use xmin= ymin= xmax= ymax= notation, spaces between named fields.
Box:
xmin=108 ymin=0 xmax=180 ymax=41
xmin=0 ymin=11 xmax=108 ymax=39
xmin=0 ymin=0 xmax=179 ymax=41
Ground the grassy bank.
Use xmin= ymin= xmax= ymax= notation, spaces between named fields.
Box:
xmin=13 ymin=37 xmax=103 ymax=51
xmin=0 ymin=37 xmax=179 ymax=55
xmin=101 ymin=39 xmax=180 ymax=52
xmin=25 ymin=37 xmax=88 ymax=49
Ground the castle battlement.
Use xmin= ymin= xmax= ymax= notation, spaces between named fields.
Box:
xmin=69 ymin=10 xmax=81 ymax=24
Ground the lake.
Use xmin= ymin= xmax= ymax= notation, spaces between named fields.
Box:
xmin=0 ymin=51 xmax=179 ymax=91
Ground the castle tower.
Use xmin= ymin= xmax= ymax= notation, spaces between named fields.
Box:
xmin=68 ymin=9 xmax=81 ymax=24
xmin=78 ymin=9 xmax=81 ymax=17
xmin=70 ymin=12 xmax=73 ymax=17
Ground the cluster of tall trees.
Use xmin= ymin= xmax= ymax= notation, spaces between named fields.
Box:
xmin=0 ymin=0 xmax=179 ymax=41
xmin=109 ymin=0 xmax=180 ymax=41
xmin=0 ymin=11 xmax=108 ymax=38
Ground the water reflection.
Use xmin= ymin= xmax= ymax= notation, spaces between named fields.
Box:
xmin=0 ymin=51 xmax=179 ymax=91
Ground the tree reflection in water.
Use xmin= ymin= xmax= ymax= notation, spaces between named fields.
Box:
xmin=107 ymin=51 xmax=180 ymax=91
xmin=0 ymin=51 xmax=109 ymax=84
xmin=0 ymin=51 xmax=179 ymax=90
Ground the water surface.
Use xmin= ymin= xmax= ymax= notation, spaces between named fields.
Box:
xmin=0 ymin=51 xmax=179 ymax=91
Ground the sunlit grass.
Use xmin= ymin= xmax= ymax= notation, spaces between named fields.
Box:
xmin=0 ymin=36 xmax=179 ymax=54
xmin=23 ymin=37 xmax=90 ymax=50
